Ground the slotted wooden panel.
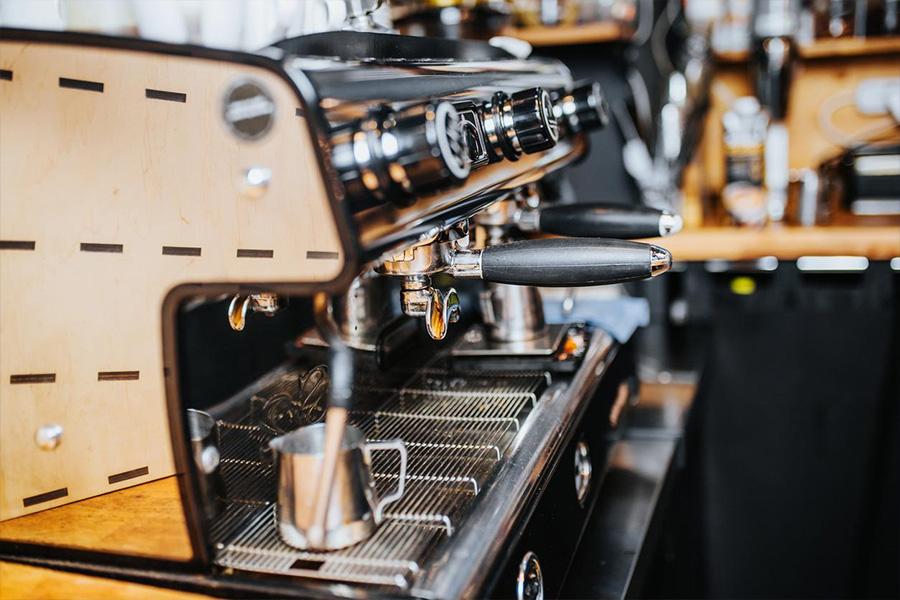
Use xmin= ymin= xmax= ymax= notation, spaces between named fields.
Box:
xmin=0 ymin=40 xmax=344 ymax=526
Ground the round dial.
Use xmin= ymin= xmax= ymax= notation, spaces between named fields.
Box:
xmin=331 ymin=101 xmax=471 ymax=207
xmin=509 ymin=87 xmax=559 ymax=154
xmin=554 ymin=81 xmax=609 ymax=134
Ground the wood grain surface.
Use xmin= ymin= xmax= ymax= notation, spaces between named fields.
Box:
xmin=0 ymin=40 xmax=343 ymax=521
xmin=501 ymin=21 xmax=625 ymax=46
xmin=0 ymin=477 xmax=191 ymax=560
xmin=0 ymin=561 xmax=208 ymax=600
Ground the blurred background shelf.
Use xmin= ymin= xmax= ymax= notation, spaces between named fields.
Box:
xmin=715 ymin=35 xmax=900 ymax=62
xmin=642 ymin=224 xmax=900 ymax=261
xmin=799 ymin=35 xmax=900 ymax=58
xmin=501 ymin=21 xmax=625 ymax=46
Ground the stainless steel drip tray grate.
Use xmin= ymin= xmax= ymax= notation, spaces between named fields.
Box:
xmin=216 ymin=504 xmax=446 ymax=589
xmin=211 ymin=367 xmax=550 ymax=590
xmin=373 ymin=451 xmax=497 ymax=494
xmin=402 ymin=368 xmax=550 ymax=398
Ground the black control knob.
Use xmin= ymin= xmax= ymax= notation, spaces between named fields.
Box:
xmin=332 ymin=101 xmax=471 ymax=209
xmin=553 ymin=81 xmax=609 ymax=134
xmin=510 ymin=87 xmax=559 ymax=154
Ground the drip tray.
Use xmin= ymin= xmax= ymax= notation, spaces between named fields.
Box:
xmin=210 ymin=367 xmax=549 ymax=590
xmin=450 ymin=323 xmax=569 ymax=357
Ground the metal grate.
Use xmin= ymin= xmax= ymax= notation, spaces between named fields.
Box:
xmin=217 ymin=505 xmax=446 ymax=588
xmin=210 ymin=365 xmax=549 ymax=589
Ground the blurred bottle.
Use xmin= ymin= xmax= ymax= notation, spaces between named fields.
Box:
xmin=751 ymin=0 xmax=798 ymax=221
xmin=392 ymin=0 xmax=511 ymax=39
xmin=511 ymin=0 xmax=578 ymax=27
xmin=809 ymin=0 xmax=900 ymax=37
xmin=722 ymin=97 xmax=770 ymax=226
xmin=509 ymin=0 xmax=637 ymax=29
xmin=887 ymin=0 xmax=900 ymax=33
xmin=823 ymin=0 xmax=854 ymax=36
xmin=860 ymin=0 xmax=899 ymax=36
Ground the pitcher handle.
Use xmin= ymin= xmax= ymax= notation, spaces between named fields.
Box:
xmin=366 ymin=438 xmax=407 ymax=522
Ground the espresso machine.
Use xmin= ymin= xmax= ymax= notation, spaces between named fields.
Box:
xmin=0 ymin=18 xmax=678 ymax=600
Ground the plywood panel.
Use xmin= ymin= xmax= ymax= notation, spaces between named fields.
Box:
xmin=0 ymin=40 xmax=344 ymax=529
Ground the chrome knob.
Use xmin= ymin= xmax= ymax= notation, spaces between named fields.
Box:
xmin=516 ymin=551 xmax=544 ymax=600
xmin=332 ymin=102 xmax=470 ymax=206
xmin=342 ymin=0 xmax=387 ymax=31
xmin=553 ymin=81 xmax=609 ymax=134
xmin=392 ymin=102 xmax=470 ymax=195
xmin=574 ymin=439 xmax=592 ymax=506
xmin=650 ymin=245 xmax=673 ymax=277
xmin=510 ymin=87 xmax=559 ymax=154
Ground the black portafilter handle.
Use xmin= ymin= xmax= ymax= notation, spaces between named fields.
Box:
xmin=536 ymin=203 xmax=683 ymax=239
xmin=478 ymin=238 xmax=672 ymax=287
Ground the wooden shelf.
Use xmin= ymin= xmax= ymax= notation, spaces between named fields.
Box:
xmin=713 ymin=48 xmax=750 ymax=63
xmin=715 ymin=35 xmax=900 ymax=62
xmin=0 ymin=561 xmax=208 ymax=600
xmin=501 ymin=21 xmax=625 ymax=47
xmin=798 ymin=35 xmax=900 ymax=58
xmin=640 ymin=225 xmax=900 ymax=262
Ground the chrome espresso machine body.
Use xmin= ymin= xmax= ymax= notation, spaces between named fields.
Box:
xmin=0 ymin=27 xmax=675 ymax=599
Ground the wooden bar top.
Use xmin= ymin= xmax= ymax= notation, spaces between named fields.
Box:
xmin=641 ymin=225 xmax=900 ymax=262
xmin=0 ymin=561 xmax=208 ymax=600
xmin=0 ymin=477 xmax=192 ymax=561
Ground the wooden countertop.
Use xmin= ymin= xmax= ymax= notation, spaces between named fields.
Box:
xmin=0 ymin=478 xmax=200 ymax=599
xmin=0 ymin=561 xmax=208 ymax=600
xmin=641 ymin=225 xmax=900 ymax=262
xmin=0 ymin=477 xmax=192 ymax=561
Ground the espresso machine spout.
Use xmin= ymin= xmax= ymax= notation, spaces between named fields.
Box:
xmin=227 ymin=293 xmax=282 ymax=332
